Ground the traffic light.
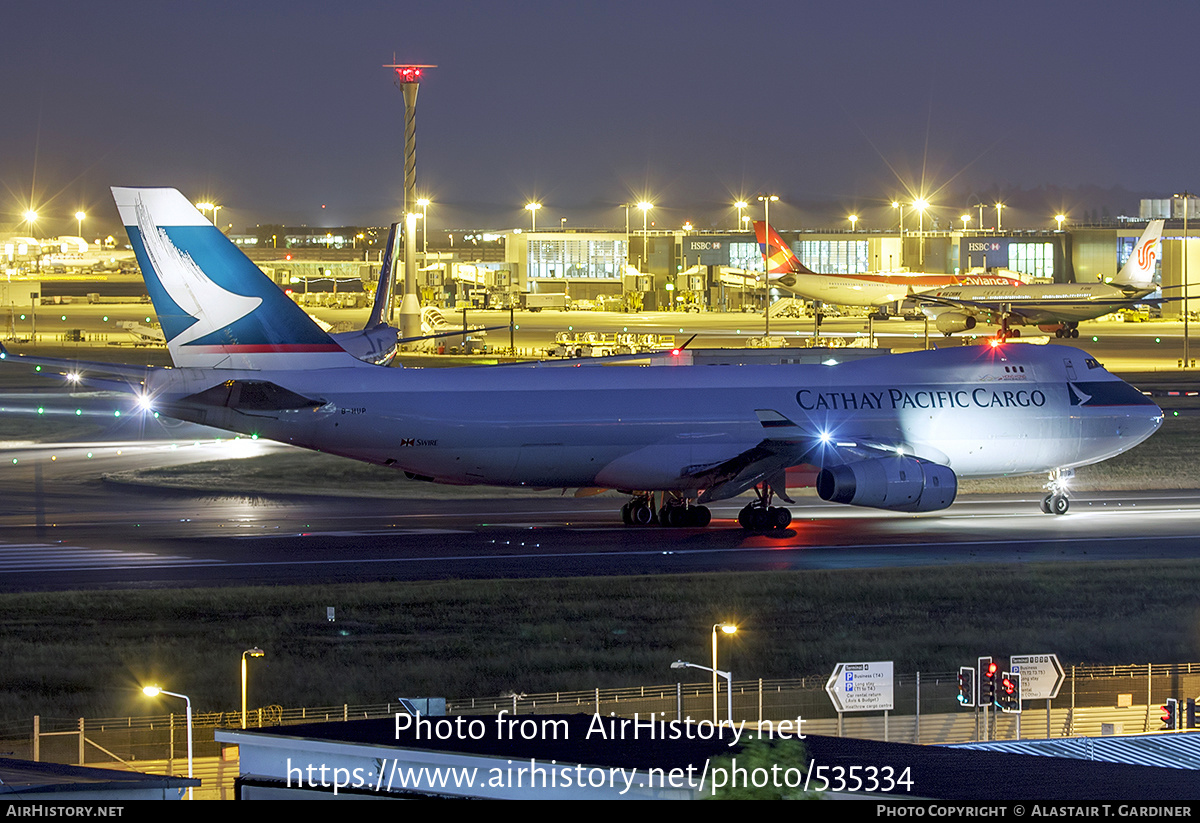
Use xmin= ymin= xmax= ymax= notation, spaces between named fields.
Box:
xmin=978 ymin=657 xmax=998 ymax=707
xmin=998 ymin=672 xmax=1021 ymax=713
xmin=957 ymin=666 xmax=975 ymax=707
xmin=1161 ymin=698 xmax=1178 ymax=730
xmin=1188 ymin=698 xmax=1197 ymax=730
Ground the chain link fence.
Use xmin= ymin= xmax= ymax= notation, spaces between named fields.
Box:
xmin=2 ymin=663 xmax=1197 ymax=769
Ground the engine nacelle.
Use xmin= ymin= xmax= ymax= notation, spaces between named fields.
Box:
xmin=815 ymin=456 xmax=957 ymax=512
xmin=934 ymin=312 xmax=977 ymax=335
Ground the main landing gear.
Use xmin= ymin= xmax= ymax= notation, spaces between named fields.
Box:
xmin=1039 ymin=468 xmax=1074 ymax=515
xmin=995 ymin=316 xmax=1021 ymax=342
xmin=736 ymin=482 xmax=793 ymax=532
xmin=621 ymin=493 xmax=711 ymax=528
xmin=1053 ymin=323 xmax=1080 ymax=339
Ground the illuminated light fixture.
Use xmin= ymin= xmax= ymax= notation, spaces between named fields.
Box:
xmin=524 ymin=202 xmax=542 ymax=231
xmin=143 ymin=686 xmax=194 ymax=799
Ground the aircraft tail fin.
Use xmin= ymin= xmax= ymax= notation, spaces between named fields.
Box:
xmin=366 ymin=221 xmax=400 ymax=329
xmin=753 ymin=221 xmax=815 ymax=275
xmin=1114 ymin=219 xmax=1164 ymax=289
xmin=113 ymin=187 xmax=370 ymax=370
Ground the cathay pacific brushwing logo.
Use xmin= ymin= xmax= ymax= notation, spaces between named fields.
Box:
xmin=134 ymin=195 xmax=262 ymax=346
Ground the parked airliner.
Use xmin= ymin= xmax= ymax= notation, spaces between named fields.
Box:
xmin=754 ymin=221 xmax=1021 ymax=310
xmin=0 ymin=189 xmax=1163 ymax=528
xmin=916 ymin=220 xmax=1165 ymax=340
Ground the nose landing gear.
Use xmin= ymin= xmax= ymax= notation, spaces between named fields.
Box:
xmin=1040 ymin=468 xmax=1074 ymax=515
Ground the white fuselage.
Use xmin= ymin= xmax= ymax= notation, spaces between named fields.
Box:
xmin=921 ymin=283 xmax=1155 ymax=326
xmin=145 ymin=344 xmax=1161 ymax=491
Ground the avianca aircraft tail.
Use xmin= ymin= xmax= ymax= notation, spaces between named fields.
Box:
xmin=753 ymin=221 xmax=817 ymax=275
xmin=1113 ymin=219 xmax=1164 ymax=289
xmin=113 ymin=187 xmax=371 ymax=371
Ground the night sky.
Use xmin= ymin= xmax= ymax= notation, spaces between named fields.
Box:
xmin=3 ymin=0 xmax=1196 ymax=238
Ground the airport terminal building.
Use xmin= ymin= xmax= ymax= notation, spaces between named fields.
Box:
xmin=494 ymin=221 xmax=1194 ymax=317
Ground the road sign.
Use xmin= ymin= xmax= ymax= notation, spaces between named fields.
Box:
xmin=1009 ymin=654 xmax=1065 ymax=700
xmin=826 ymin=661 xmax=894 ymax=712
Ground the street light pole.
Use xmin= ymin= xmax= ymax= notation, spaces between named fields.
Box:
xmin=1176 ymin=192 xmax=1193 ymax=368
xmin=913 ymin=199 xmax=928 ymax=271
xmin=143 ymin=686 xmax=193 ymax=799
xmin=525 ymin=202 xmax=541 ymax=232
xmin=241 ymin=648 xmax=265 ymax=729
xmin=711 ymin=622 xmax=736 ymax=723
xmin=672 ymin=660 xmax=734 ymax=726
xmin=417 ymin=198 xmax=430 ymax=254
xmin=758 ymin=195 xmax=778 ymax=335
xmin=637 ymin=201 xmax=653 ymax=274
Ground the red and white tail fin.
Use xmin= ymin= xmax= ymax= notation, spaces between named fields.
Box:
xmin=753 ymin=221 xmax=816 ymax=275
xmin=1114 ymin=220 xmax=1164 ymax=289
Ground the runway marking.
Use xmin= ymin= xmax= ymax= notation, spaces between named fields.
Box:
xmin=138 ymin=532 xmax=1200 ymax=573
xmin=233 ymin=528 xmax=472 ymax=539
xmin=0 ymin=542 xmax=224 ymax=572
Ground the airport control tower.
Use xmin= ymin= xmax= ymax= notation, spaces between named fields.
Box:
xmin=384 ymin=61 xmax=436 ymax=343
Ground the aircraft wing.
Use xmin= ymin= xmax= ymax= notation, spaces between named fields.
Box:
xmin=0 ymin=343 xmax=155 ymax=393
xmin=691 ymin=410 xmax=888 ymax=503
xmin=691 ymin=408 xmax=911 ymax=503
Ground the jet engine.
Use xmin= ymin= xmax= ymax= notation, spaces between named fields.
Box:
xmin=815 ymin=456 xmax=957 ymax=512
xmin=934 ymin=313 xmax=977 ymax=335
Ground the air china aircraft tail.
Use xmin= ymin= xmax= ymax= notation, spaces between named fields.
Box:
xmin=753 ymin=221 xmax=817 ymax=275
xmin=112 ymin=187 xmax=371 ymax=371
xmin=1113 ymin=219 xmax=1164 ymax=289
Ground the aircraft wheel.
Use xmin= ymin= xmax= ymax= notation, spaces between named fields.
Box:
xmin=1051 ymin=494 xmax=1069 ymax=515
xmin=1010 ymin=328 xmax=1021 ymax=338
xmin=1070 ymin=328 xmax=1080 ymax=338
xmin=772 ymin=507 xmax=792 ymax=530
xmin=1040 ymin=495 xmax=1052 ymax=514
xmin=691 ymin=506 xmax=711 ymax=527
xmin=621 ymin=503 xmax=633 ymax=525
xmin=737 ymin=505 xmax=754 ymax=529
xmin=631 ymin=503 xmax=654 ymax=526
xmin=1054 ymin=329 xmax=1063 ymax=338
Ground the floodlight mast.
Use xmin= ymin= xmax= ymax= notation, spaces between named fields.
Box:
xmin=384 ymin=61 xmax=437 ymax=341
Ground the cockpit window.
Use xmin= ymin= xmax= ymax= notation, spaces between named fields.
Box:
xmin=1085 ymin=358 xmax=1102 ymax=370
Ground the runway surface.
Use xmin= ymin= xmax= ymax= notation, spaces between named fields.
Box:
xmin=1 ymin=420 xmax=1198 ymax=591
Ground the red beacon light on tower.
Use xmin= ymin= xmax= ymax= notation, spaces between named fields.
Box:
xmin=383 ymin=63 xmax=437 ymax=84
